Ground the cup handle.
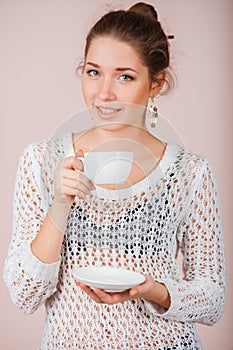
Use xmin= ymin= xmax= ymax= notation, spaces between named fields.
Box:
xmin=76 ymin=154 xmax=92 ymax=182
xmin=76 ymin=156 xmax=85 ymax=169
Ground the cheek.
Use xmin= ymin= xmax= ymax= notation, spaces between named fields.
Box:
xmin=82 ymin=80 xmax=95 ymax=104
xmin=129 ymin=90 xmax=149 ymax=105
xmin=125 ymin=81 xmax=151 ymax=105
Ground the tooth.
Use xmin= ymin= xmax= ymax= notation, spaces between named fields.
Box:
xmin=99 ymin=107 xmax=118 ymax=114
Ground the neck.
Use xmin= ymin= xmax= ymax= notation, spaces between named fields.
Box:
xmin=74 ymin=122 xmax=153 ymax=154
xmin=93 ymin=122 xmax=147 ymax=141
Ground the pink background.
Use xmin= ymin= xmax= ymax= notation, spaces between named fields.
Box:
xmin=1 ymin=1 xmax=232 ymax=349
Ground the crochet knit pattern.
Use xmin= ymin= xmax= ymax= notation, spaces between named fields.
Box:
xmin=4 ymin=133 xmax=226 ymax=350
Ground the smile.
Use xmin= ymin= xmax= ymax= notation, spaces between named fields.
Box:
xmin=96 ymin=105 xmax=122 ymax=118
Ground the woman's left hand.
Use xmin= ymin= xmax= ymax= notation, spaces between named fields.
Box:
xmin=76 ymin=274 xmax=157 ymax=305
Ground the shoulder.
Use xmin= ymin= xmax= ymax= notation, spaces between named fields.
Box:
xmin=15 ymin=133 xmax=73 ymax=202
xmin=19 ymin=132 xmax=73 ymax=165
xmin=16 ymin=133 xmax=73 ymax=187
xmin=169 ymin=142 xmax=213 ymax=173
xmin=167 ymin=143 xmax=217 ymax=189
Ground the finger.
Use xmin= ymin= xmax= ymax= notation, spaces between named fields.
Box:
xmin=76 ymin=282 xmax=103 ymax=303
xmin=129 ymin=288 xmax=138 ymax=297
xmin=62 ymin=167 xmax=94 ymax=187
xmin=93 ymin=289 xmax=130 ymax=304
xmin=62 ymin=177 xmax=90 ymax=195
xmin=129 ymin=275 xmax=153 ymax=298
xmin=78 ymin=173 xmax=96 ymax=192
xmin=76 ymin=149 xmax=84 ymax=158
xmin=62 ymin=170 xmax=95 ymax=193
xmin=61 ymin=181 xmax=92 ymax=200
xmin=62 ymin=156 xmax=84 ymax=171
xmin=129 ymin=288 xmax=139 ymax=298
xmin=60 ymin=185 xmax=87 ymax=199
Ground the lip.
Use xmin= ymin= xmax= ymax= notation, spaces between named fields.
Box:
xmin=95 ymin=105 xmax=122 ymax=119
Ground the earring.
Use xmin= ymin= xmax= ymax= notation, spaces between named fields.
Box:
xmin=148 ymin=98 xmax=158 ymax=128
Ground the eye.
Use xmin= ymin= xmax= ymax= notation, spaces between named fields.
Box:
xmin=119 ymin=74 xmax=133 ymax=82
xmin=86 ymin=69 xmax=99 ymax=77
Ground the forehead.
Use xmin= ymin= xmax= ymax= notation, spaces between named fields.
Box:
xmin=86 ymin=36 xmax=145 ymax=68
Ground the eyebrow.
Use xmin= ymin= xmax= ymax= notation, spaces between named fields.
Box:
xmin=85 ymin=61 xmax=139 ymax=74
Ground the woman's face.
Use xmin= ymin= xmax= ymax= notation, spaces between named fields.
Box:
xmin=82 ymin=36 xmax=160 ymax=129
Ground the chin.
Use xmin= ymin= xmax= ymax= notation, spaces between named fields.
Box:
xmin=94 ymin=121 xmax=132 ymax=132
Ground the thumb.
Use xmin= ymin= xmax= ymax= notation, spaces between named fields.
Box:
xmin=129 ymin=289 xmax=138 ymax=297
xmin=76 ymin=149 xmax=84 ymax=158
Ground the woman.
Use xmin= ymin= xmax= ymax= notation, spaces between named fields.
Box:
xmin=3 ymin=2 xmax=226 ymax=349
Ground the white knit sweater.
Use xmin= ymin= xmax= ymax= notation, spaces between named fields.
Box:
xmin=4 ymin=132 xmax=226 ymax=350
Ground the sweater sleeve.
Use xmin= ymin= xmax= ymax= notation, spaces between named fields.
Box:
xmin=3 ymin=143 xmax=61 ymax=314
xmin=145 ymin=158 xmax=226 ymax=325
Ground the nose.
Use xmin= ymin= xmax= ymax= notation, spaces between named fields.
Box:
xmin=98 ymin=77 xmax=116 ymax=101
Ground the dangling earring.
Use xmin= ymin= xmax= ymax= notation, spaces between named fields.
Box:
xmin=148 ymin=98 xmax=158 ymax=128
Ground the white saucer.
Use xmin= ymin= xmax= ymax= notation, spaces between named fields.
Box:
xmin=74 ymin=266 xmax=145 ymax=292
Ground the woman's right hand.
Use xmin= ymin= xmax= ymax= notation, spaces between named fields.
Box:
xmin=31 ymin=151 xmax=94 ymax=258
xmin=53 ymin=149 xmax=96 ymax=207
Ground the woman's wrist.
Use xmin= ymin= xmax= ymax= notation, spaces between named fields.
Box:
xmin=146 ymin=280 xmax=171 ymax=309
xmin=48 ymin=198 xmax=72 ymax=235
xmin=30 ymin=199 xmax=71 ymax=264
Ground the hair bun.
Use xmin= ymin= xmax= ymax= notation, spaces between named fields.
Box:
xmin=128 ymin=2 xmax=158 ymax=22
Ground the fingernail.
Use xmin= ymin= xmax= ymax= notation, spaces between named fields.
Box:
xmin=131 ymin=290 xmax=137 ymax=296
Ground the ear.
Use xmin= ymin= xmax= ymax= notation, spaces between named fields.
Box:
xmin=149 ymin=71 xmax=166 ymax=98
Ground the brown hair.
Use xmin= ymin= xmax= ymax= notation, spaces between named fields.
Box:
xmin=81 ymin=2 xmax=174 ymax=94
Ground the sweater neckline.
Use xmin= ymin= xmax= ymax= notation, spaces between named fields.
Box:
xmin=63 ymin=132 xmax=177 ymax=199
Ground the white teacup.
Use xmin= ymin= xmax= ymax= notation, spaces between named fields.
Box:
xmin=81 ymin=151 xmax=134 ymax=185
